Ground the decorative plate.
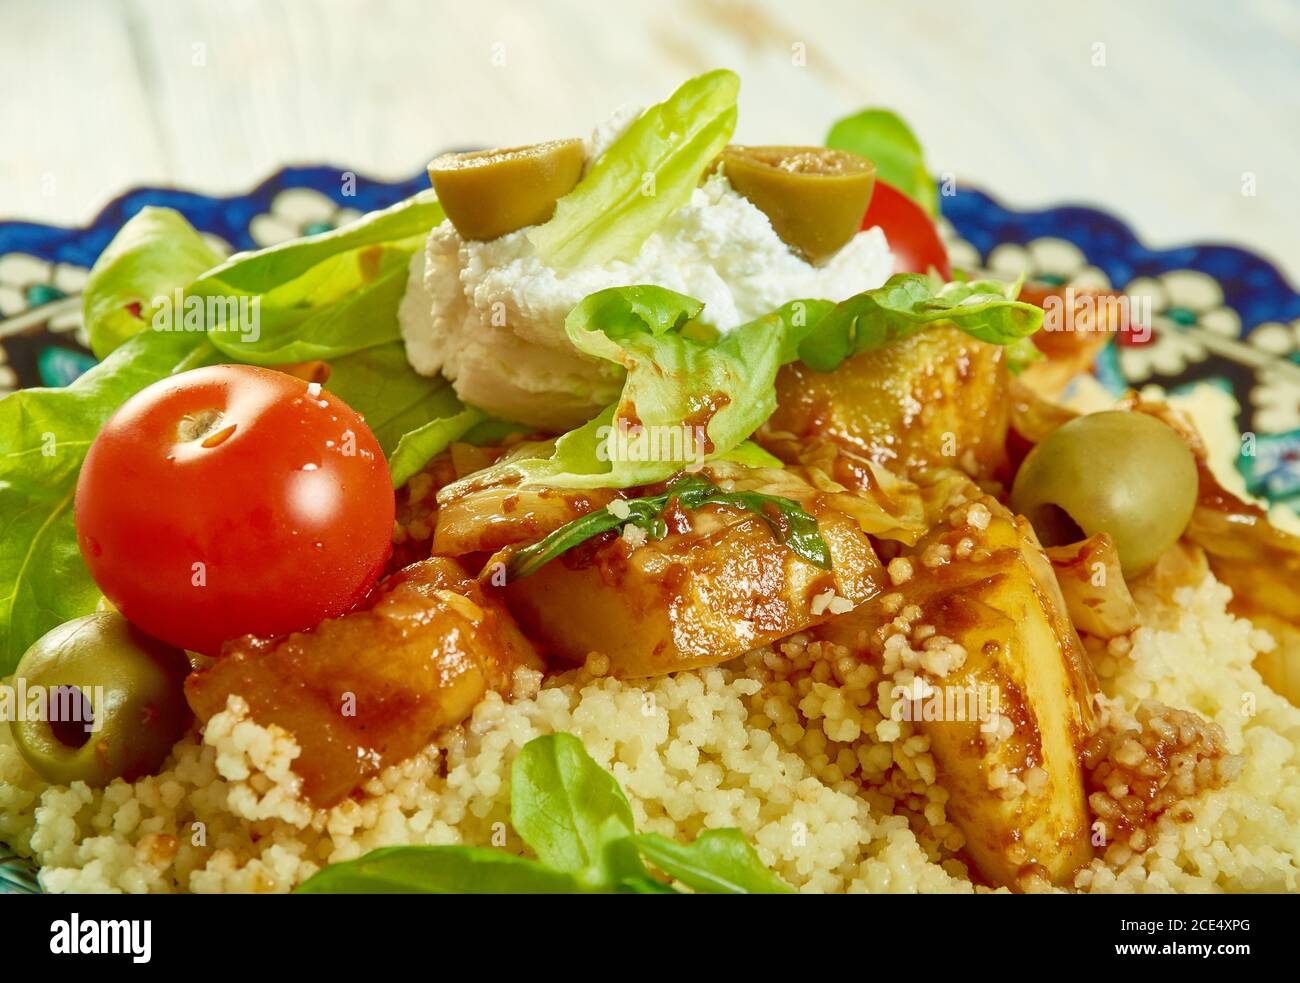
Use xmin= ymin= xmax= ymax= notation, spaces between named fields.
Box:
xmin=1 ymin=169 xmax=1298 ymax=894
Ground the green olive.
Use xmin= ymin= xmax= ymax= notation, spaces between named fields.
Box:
xmin=721 ymin=146 xmax=876 ymax=263
xmin=9 ymin=612 xmax=192 ymax=786
xmin=1010 ymin=411 xmax=1198 ymax=577
xmin=428 ymin=139 xmax=585 ymax=241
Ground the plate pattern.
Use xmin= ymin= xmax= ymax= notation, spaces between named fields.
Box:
xmin=1 ymin=170 xmax=1298 ymax=892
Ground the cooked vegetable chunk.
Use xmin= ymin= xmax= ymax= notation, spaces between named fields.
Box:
xmin=769 ymin=325 xmax=1009 ymax=479
xmin=185 ymin=558 xmax=539 ymax=806
xmin=815 ymin=479 xmax=1097 ymax=887
xmin=503 ymin=469 xmax=885 ymax=677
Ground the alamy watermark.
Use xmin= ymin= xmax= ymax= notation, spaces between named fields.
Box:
xmin=1040 ymin=287 xmax=1152 ymax=343
xmin=596 ymin=417 xmax=707 ymax=468
xmin=150 ymin=288 xmax=260 ymax=343
xmin=0 ymin=679 xmax=104 ymax=734
xmin=891 ymin=679 xmax=1003 ymax=733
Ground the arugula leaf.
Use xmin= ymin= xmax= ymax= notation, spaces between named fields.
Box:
xmin=631 ymin=830 xmax=794 ymax=894
xmin=505 ymin=474 xmax=832 ymax=580
xmin=528 ymin=70 xmax=739 ymax=267
xmin=82 ymin=207 xmax=225 ymax=359
xmin=0 ymin=331 xmax=215 ymax=669
xmin=826 ymin=108 xmax=937 ymax=217
xmin=295 ymin=845 xmax=591 ymax=894
xmin=794 ymin=274 xmax=1043 ymax=372
xmin=509 ymin=733 xmax=645 ymax=886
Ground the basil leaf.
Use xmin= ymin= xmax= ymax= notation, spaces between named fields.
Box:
xmin=826 ymin=108 xmax=937 ymax=217
xmin=631 ymin=830 xmax=795 ymax=894
xmin=294 ymin=845 xmax=590 ymax=894
xmin=509 ymin=733 xmax=644 ymax=885
xmin=505 ymin=474 xmax=831 ymax=580
xmin=82 ymin=207 xmax=226 ymax=359
xmin=528 ymin=70 xmax=739 ymax=268
xmin=0 ymin=331 xmax=216 ymax=669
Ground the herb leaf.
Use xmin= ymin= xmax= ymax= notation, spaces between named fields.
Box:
xmin=631 ymin=830 xmax=795 ymax=894
xmin=826 ymin=108 xmax=937 ymax=217
xmin=505 ymin=474 xmax=832 ymax=581
xmin=295 ymin=845 xmax=591 ymax=894
xmin=509 ymin=734 xmax=644 ymax=885
xmin=295 ymin=733 xmax=788 ymax=895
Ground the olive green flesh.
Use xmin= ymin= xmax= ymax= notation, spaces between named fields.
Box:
xmin=9 ymin=612 xmax=193 ymax=787
xmin=1010 ymin=411 xmax=1199 ymax=578
xmin=722 ymin=146 xmax=876 ymax=264
xmin=428 ymin=139 xmax=585 ymax=241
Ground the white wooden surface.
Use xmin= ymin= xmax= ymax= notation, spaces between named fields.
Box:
xmin=2 ymin=0 xmax=1297 ymax=278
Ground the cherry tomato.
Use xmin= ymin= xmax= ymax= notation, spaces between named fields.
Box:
xmin=861 ymin=180 xmax=951 ymax=280
xmin=75 ymin=364 xmax=394 ymax=654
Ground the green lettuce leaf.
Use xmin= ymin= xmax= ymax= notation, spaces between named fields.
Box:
xmin=826 ymin=108 xmax=937 ymax=217
xmin=387 ymin=407 xmax=487 ymax=488
xmin=0 ymin=331 xmax=215 ymax=670
xmin=527 ymin=70 xmax=739 ymax=268
xmin=82 ymin=207 xmax=225 ymax=359
xmin=794 ymin=274 xmax=1042 ymax=371
xmin=321 ymin=341 xmax=465 ymax=455
xmin=440 ymin=277 xmax=1038 ymax=497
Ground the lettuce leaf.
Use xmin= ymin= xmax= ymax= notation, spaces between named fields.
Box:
xmin=527 ymin=70 xmax=739 ymax=268
xmin=826 ymin=108 xmax=937 ymax=217
xmin=0 ymin=331 xmax=216 ymax=670
xmin=440 ymin=277 xmax=1040 ymax=498
xmin=82 ymin=207 xmax=225 ymax=359
xmin=794 ymin=274 xmax=1042 ymax=371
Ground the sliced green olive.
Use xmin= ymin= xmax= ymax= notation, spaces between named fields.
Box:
xmin=9 ymin=612 xmax=192 ymax=787
xmin=428 ymin=139 xmax=585 ymax=241
xmin=1010 ymin=411 xmax=1198 ymax=578
xmin=721 ymin=146 xmax=876 ymax=264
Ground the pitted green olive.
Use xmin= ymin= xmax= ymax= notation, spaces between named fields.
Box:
xmin=9 ymin=612 xmax=192 ymax=786
xmin=1010 ymin=411 xmax=1198 ymax=577
xmin=428 ymin=139 xmax=585 ymax=241
xmin=721 ymin=146 xmax=876 ymax=263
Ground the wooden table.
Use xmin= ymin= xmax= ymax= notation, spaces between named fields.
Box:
xmin=3 ymin=0 xmax=1297 ymax=278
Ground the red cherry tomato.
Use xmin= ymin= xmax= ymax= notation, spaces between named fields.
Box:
xmin=861 ymin=180 xmax=951 ymax=280
xmin=75 ymin=364 xmax=394 ymax=654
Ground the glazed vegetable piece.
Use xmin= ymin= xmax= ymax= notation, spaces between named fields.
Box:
xmin=1043 ymin=534 xmax=1140 ymax=639
xmin=185 ymin=557 xmax=540 ymax=806
xmin=428 ymin=140 xmax=585 ymax=241
xmin=502 ymin=466 xmax=885 ymax=677
xmin=769 ymin=324 xmax=1011 ymax=480
xmin=10 ymin=612 xmax=192 ymax=787
xmin=814 ymin=477 xmax=1098 ymax=888
xmin=1010 ymin=411 xmax=1198 ymax=577
xmin=723 ymin=146 xmax=876 ymax=263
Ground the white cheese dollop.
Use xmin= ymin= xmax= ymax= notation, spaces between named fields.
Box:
xmin=399 ymin=127 xmax=895 ymax=430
